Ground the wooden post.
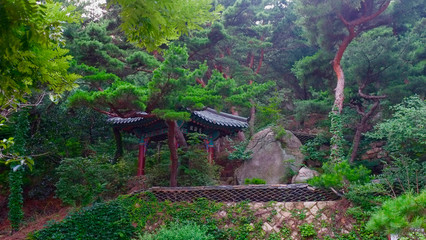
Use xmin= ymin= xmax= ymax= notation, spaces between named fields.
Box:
xmin=207 ymin=136 xmax=214 ymax=164
xmin=137 ymin=137 xmax=149 ymax=176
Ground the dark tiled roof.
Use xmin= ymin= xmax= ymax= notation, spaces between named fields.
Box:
xmin=192 ymin=108 xmax=248 ymax=128
xmin=107 ymin=112 xmax=155 ymax=125
xmin=107 ymin=108 xmax=248 ymax=129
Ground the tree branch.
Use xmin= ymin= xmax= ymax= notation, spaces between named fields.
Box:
xmin=348 ymin=0 xmax=391 ymax=27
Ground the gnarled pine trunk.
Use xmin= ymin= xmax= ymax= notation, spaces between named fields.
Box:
xmin=167 ymin=120 xmax=178 ymax=187
xmin=330 ymin=1 xmax=390 ymax=161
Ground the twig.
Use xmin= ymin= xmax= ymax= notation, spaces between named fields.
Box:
xmin=330 ymin=187 xmax=344 ymax=197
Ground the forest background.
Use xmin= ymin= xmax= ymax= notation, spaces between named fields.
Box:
xmin=0 ymin=0 xmax=424 ymax=239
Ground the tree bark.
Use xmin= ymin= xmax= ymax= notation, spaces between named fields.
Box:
xmin=167 ymin=120 xmax=178 ymax=187
xmin=174 ymin=121 xmax=188 ymax=150
xmin=349 ymin=85 xmax=386 ymax=162
xmin=332 ymin=0 xmax=390 ymax=113
xmin=231 ymin=107 xmax=246 ymax=141
xmin=112 ymin=127 xmax=123 ymax=164
xmin=330 ymin=1 xmax=390 ymax=157
xmin=332 ymin=27 xmax=356 ymax=113
xmin=249 ymin=99 xmax=255 ymax=136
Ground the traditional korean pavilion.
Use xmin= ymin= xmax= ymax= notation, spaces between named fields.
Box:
xmin=107 ymin=108 xmax=248 ymax=176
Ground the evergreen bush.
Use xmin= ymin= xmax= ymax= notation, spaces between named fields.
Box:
xmin=30 ymin=199 xmax=135 ymax=240
xmin=138 ymin=221 xmax=214 ymax=240
xmin=55 ymin=155 xmax=133 ymax=206
xmin=367 ymin=190 xmax=426 ymax=237
xmin=146 ymin=135 xmax=221 ymax=187
xmin=308 ymin=160 xmax=371 ymax=190
xmin=244 ymin=178 xmax=266 ymax=185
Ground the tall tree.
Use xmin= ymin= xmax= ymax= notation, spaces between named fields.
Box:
xmin=344 ymin=21 xmax=426 ymax=162
xmin=70 ymin=45 xmax=220 ymax=186
xmin=0 ymin=0 xmax=80 ymax=164
xmin=295 ymin=0 xmax=391 ymax=161
xmin=110 ymin=0 xmax=223 ymax=52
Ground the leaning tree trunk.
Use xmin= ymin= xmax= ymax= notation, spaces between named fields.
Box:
xmin=349 ymin=85 xmax=386 ymax=162
xmin=329 ymin=30 xmax=356 ymax=162
xmin=112 ymin=127 xmax=123 ymax=164
xmin=329 ymin=1 xmax=390 ymax=162
xmin=167 ymin=120 xmax=179 ymax=187
xmin=174 ymin=121 xmax=188 ymax=150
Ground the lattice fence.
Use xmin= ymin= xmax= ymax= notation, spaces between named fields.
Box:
xmin=142 ymin=184 xmax=340 ymax=202
xmin=291 ymin=132 xmax=317 ymax=144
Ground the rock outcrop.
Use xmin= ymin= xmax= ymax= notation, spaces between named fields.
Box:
xmin=291 ymin=167 xmax=319 ymax=183
xmin=235 ymin=128 xmax=304 ymax=184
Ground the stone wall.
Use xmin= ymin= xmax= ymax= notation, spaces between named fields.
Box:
xmin=222 ymin=200 xmax=353 ymax=240
xmin=361 ymin=141 xmax=388 ymax=160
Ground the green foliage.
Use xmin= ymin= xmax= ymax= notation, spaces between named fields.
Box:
xmin=7 ymin=111 xmax=30 ymax=232
xmin=111 ymin=0 xmax=223 ymax=51
xmin=345 ymin=183 xmax=391 ymax=211
xmin=178 ymin=134 xmax=221 ymax=186
xmin=301 ymin=132 xmax=330 ymax=163
xmin=342 ymin=26 xmax=425 ymax=107
xmin=228 ymin=140 xmax=252 ymax=161
xmin=292 ymin=51 xmax=335 ymax=96
xmin=298 ymin=223 xmax=316 ymax=238
xmin=70 ymin=44 xmax=230 ymax=122
xmin=291 ymin=208 xmax=307 ymax=220
xmin=55 ymin=156 xmax=133 ymax=206
xmin=8 ymin=167 xmax=24 ymax=232
xmin=271 ymin=125 xmax=287 ymax=141
xmin=367 ymin=190 xmax=426 ymax=236
xmin=244 ymin=178 xmax=266 ymax=185
xmin=366 ymin=95 xmax=425 ymax=160
xmin=0 ymin=0 xmax=80 ymax=116
xmin=329 ymin=108 xmax=346 ymax=163
xmin=332 ymin=207 xmax=386 ymax=240
xmin=255 ymin=89 xmax=286 ymax=130
xmin=380 ymin=155 xmax=425 ymax=196
xmin=138 ymin=221 xmax=214 ymax=240
xmin=30 ymin=199 xmax=135 ymax=240
xmin=146 ymin=137 xmax=220 ymax=187
xmin=308 ymin=160 xmax=371 ymax=190
xmin=123 ymin=196 xmax=264 ymax=240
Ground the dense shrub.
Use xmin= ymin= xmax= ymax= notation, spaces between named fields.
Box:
xmin=298 ymin=223 xmax=316 ymax=238
xmin=146 ymin=135 xmax=221 ymax=187
xmin=308 ymin=160 xmax=371 ymax=190
xmin=367 ymin=190 xmax=426 ymax=237
xmin=55 ymin=155 xmax=133 ymax=206
xmin=227 ymin=139 xmax=252 ymax=162
xmin=30 ymin=199 xmax=135 ymax=240
xmin=300 ymin=132 xmax=330 ymax=163
xmin=345 ymin=182 xmax=391 ymax=211
xmin=138 ymin=221 xmax=214 ymax=240
xmin=293 ymin=89 xmax=332 ymax=123
xmin=366 ymin=95 xmax=425 ymax=159
xmin=178 ymin=138 xmax=221 ymax=186
xmin=244 ymin=178 xmax=266 ymax=184
xmin=380 ymin=155 xmax=425 ymax=196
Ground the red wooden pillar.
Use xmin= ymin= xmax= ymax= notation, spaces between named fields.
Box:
xmin=207 ymin=136 xmax=214 ymax=164
xmin=137 ymin=137 xmax=149 ymax=176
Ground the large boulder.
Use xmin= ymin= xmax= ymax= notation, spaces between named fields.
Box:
xmin=291 ymin=167 xmax=319 ymax=183
xmin=234 ymin=128 xmax=304 ymax=184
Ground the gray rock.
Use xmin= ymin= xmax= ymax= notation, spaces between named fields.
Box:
xmin=291 ymin=167 xmax=319 ymax=183
xmin=234 ymin=128 xmax=304 ymax=184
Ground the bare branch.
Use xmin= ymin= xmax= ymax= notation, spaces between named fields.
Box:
xmin=349 ymin=0 xmax=391 ymax=27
